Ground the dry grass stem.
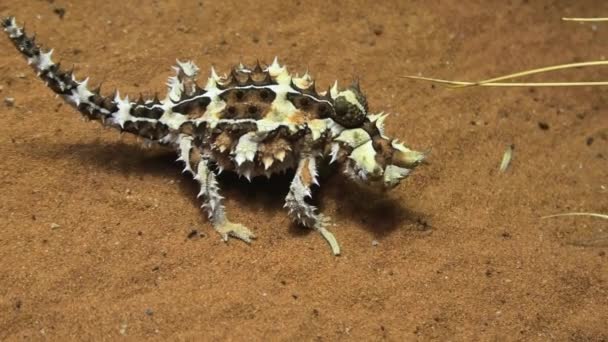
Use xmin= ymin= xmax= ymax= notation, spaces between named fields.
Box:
xmin=404 ymin=61 xmax=608 ymax=88
xmin=541 ymin=212 xmax=608 ymax=220
xmin=562 ymin=17 xmax=608 ymax=22
xmin=499 ymin=145 xmax=514 ymax=173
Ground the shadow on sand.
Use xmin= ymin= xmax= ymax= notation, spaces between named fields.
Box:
xmin=29 ymin=140 xmax=428 ymax=238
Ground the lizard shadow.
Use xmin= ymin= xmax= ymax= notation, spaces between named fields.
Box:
xmin=190 ymin=162 xmax=426 ymax=239
xmin=31 ymin=141 xmax=425 ymax=238
xmin=313 ymin=164 xmax=428 ymax=238
xmin=27 ymin=139 xmax=179 ymax=177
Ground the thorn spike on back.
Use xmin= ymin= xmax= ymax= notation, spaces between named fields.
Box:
xmin=210 ymin=66 xmax=219 ymax=80
xmin=324 ymin=85 xmax=332 ymax=100
xmin=303 ymin=70 xmax=311 ymax=81
xmin=177 ymin=60 xmax=199 ymax=77
xmin=93 ymin=83 xmax=102 ymax=94
xmin=331 ymin=81 xmax=339 ymax=96
xmin=271 ymin=56 xmax=280 ymax=68
xmin=254 ymin=60 xmax=262 ymax=73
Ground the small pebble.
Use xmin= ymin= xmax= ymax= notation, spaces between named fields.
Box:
xmin=372 ymin=24 xmax=384 ymax=36
xmin=144 ymin=308 xmax=154 ymax=316
xmin=187 ymin=229 xmax=200 ymax=239
xmin=50 ymin=223 xmax=61 ymax=229
xmin=4 ymin=97 xmax=15 ymax=107
xmin=53 ymin=7 xmax=66 ymax=19
xmin=372 ymin=240 xmax=379 ymax=246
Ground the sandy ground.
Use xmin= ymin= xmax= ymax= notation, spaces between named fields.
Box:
xmin=1 ymin=0 xmax=607 ymax=340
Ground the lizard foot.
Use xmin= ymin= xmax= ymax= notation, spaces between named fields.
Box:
xmin=314 ymin=214 xmax=341 ymax=256
xmin=214 ymin=220 xmax=256 ymax=243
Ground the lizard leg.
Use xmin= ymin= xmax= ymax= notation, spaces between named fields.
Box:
xmin=177 ymin=136 xmax=256 ymax=243
xmin=285 ymin=156 xmax=341 ymax=255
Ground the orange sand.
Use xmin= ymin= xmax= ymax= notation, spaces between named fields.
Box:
xmin=1 ymin=1 xmax=607 ymax=340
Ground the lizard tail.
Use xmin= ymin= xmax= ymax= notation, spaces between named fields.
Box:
xmin=2 ymin=17 xmax=171 ymax=142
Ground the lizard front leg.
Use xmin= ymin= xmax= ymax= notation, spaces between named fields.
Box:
xmin=285 ymin=156 xmax=341 ymax=255
xmin=177 ymin=136 xmax=256 ymax=243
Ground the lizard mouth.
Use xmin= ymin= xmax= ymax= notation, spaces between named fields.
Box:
xmin=343 ymin=158 xmax=414 ymax=191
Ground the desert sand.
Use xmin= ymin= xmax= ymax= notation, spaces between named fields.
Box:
xmin=0 ymin=0 xmax=607 ymax=340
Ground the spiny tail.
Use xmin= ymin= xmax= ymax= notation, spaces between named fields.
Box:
xmin=2 ymin=17 xmax=172 ymax=142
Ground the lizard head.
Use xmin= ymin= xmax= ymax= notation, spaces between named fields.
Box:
xmin=331 ymin=114 xmax=425 ymax=188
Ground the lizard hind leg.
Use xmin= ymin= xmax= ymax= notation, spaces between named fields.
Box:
xmin=177 ymin=136 xmax=256 ymax=244
xmin=285 ymin=156 xmax=341 ymax=255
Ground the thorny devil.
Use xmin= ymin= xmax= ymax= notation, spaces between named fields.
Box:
xmin=3 ymin=17 xmax=425 ymax=255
